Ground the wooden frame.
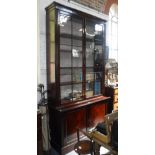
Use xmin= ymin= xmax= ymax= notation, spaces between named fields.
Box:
xmin=45 ymin=2 xmax=110 ymax=154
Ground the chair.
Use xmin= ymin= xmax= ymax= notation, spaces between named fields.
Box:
xmin=90 ymin=111 xmax=118 ymax=155
xmin=74 ymin=128 xmax=94 ymax=155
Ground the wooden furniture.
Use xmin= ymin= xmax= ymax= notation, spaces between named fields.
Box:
xmin=105 ymin=87 xmax=118 ymax=113
xmin=74 ymin=129 xmax=93 ymax=155
xmin=37 ymin=111 xmax=43 ymax=155
xmin=83 ymin=111 xmax=118 ymax=155
xmin=45 ymin=2 xmax=110 ymax=154
xmin=74 ymin=140 xmax=93 ymax=155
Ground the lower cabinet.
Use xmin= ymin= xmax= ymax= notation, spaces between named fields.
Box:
xmin=63 ymin=108 xmax=87 ymax=146
xmin=48 ymin=96 xmax=109 ymax=155
xmin=87 ymin=103 xmax=107 ymax=129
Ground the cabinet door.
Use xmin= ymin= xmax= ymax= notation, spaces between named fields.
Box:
xmin=59 ymin=11 xmax=84 ymax=103
xmin=63 ymin=108 xmax=86 ymax=145
xmin=87 ymin=103 xmax=106 ymax=130
xmin=85 ymin=19 xmax=105 ymax=98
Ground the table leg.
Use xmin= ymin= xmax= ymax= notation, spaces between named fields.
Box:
xmin=94 ymin=142 xmax=101 ymax=155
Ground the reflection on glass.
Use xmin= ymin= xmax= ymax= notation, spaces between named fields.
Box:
xmin=72 ymin=48 xmax=82 ymax=67
xmin=60 ymin=68 xmax=71 ymax=83
xmin=72 ymin=17 xmax=82 ymax=37
xmin=61 ymin=85 xmax=72 ymax=103
xmin=73 ymin=68 xmax=82 ymax=82
xmin=95 ymin=72 xmax=102 ymax=81
xmin=86 ymin=68 xmax=94 ymax=81
xmin=60 ymin=37 xmax=71 ymax=45
xmin=86 ymin=82 xmax=94 ymax=98
xmin=94 ymin=46 xmax=102 ymax=62
xmin=86 ymin=47 xmax=94 ymax=67
xmin=73 ymin=84 xmax=82 ymax=101
xmin=86 ymin=22 xmax=95 ymax=39
xmin=60 ymin=51 xmax=71 ymax=67
xmin=94 ymin=48 xmax=102 ymax=72
xmin=105 ymin=59 xmax=118 ymax=86
xmin=95 ymin=24 xmax=103 ymax=32
xmin=94 ymin=81 xmax=101 ymax=95
xmin=60 ymin=44 xmax=71 ymax=51
xmin=59 ymin=13 xmax=71 ymax=32
xmin=58 ymin=16 xmax=104 ymax=102
xmin=73 ymin=39 xmax=82 ymax=47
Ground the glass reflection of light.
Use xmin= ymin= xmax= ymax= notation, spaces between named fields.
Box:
xmin=95 ymin=24 xmax=103 ymax=32
xmin=84 ymin=24 xmax=104 ymax=37
xmin=72 ymin=49 xmax=79 ymax=57
xmin=58 ymin=14 xmax=70 ymax=26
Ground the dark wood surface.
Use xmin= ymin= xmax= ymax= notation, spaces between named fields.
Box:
xmin=63 ymin=108 xmax=86 ymax=145
xmin=37 ymin=112 xmax=43 ymax=155
xmin=45 ymin=2 xmax=109 ymax=154
xmin=87 ymin=103 xmax=106 ymax=129
xmin=48 ymin=96 xmax=109 ymax=154
xmin=74 ymin=140 xmax=93 ymax=154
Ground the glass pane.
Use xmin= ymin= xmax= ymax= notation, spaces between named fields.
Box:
xmin=60 ymin=44 xmax=71 ymax=51
xmin=94 ymin=48 xmax=102 ymax=72
xmin=72 ymin=17 xmax=82 ymax=46
xmin=60 ymin=45 xmax=71 ymax=67
xmin=105 ymin=59 xmax=118 ymax=86
xmin=86 ymin=22 xmax=95 ymax=40
xmin=73 ymin=39 xmax=82 ymax=47
xmin=94 ymin=46 xmax=102 ymax=60
xmin=86 ymin=82 xmax=94 ymax=98
xmin=72 ymin=17 xmax=82 ymax=37
xmin=59 ymin=12 xmax=72 ymax=69
xmin=59 ymin=13 xmax=71 ymax=35
xmin=61 ymin=85 xmax=72 ymax=103
xmin=60 ymin=37 xmax=71 ymax=46
xmin=94 ymin=80 xmax=101 ymax=95
xmin=60 ymin=68 xmax=71 ymax=83
xmin=73 ymin=84 xmax=82 ymax=101
xmin=86 ymin=21 xmax=95 ymax=67
xmin=72 ymin=68 xmax=82 ymax=82
xmin=72 ymin=16 xmax=83 ymax=68
xmin=94 ymin=23 xmax=103 ymax=70
xmin=86 ymin=47 xmax=94 ymax=67
xmin=86 ymin=68 xmax=94 ymax=81
xmin=72 ymin=46 xmax=82 ymax=67
xmin=95 ymin=72 xmax=102 ymax=81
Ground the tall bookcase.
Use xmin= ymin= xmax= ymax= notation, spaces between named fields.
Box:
xmin=46 ymin=2 xmax=110 ymax=154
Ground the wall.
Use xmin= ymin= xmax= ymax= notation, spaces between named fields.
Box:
xmin=72 ymin=0 xmax=106 ymax=13
xmin=71 ymin=0 xmax=118 ymax=14
xmin=38 ymin=0 xmax=117 ymax=89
